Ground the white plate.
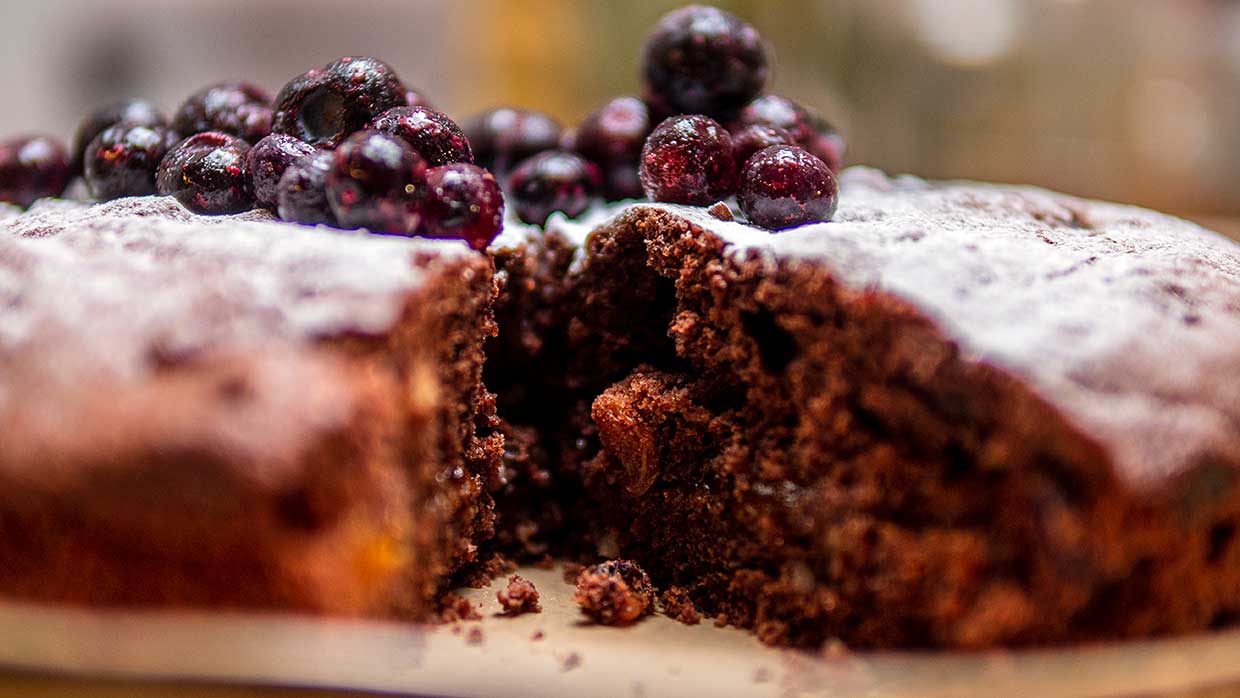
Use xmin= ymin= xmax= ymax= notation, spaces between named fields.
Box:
xmin=1 ymin=567 xmax=1238 ymax=698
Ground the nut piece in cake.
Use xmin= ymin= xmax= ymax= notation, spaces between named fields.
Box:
xmin=496 ymin=574 xmax=542 ymax=615
xmin=573 ymin=559 xmax=656 ymax=626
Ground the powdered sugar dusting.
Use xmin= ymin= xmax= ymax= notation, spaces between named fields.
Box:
xmin=0 ymin=196 xmax=473 ymax=408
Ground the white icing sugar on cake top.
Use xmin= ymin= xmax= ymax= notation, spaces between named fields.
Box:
xmin=0 ymin=196 xmax=473 ymax=403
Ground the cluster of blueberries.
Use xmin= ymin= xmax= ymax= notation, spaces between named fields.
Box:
xmin=0 ymin=5 xmax=844 ymax=248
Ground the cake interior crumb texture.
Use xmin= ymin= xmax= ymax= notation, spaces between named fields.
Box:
xmin=5 ymin=168 xmax=1240 ymax=650
xmin=0 ymin=197 xmax=502 ymax=617
xmin=486 ymin=167 xmax=1240 ymax=648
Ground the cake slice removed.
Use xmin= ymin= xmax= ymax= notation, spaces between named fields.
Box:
xmin=489 ymin=167 xmax=1240 ymax=648
xmin=0 ymin=196 xmax=502 ymax=617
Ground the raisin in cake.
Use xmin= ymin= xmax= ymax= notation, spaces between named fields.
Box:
xmin=0 ymin=196 xmax=502 ymax=616
xmin=487 ymin=167 xmax=1240 ymax=648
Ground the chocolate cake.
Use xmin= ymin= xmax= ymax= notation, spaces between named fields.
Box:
xmin=486 ymin=167 xmax=1240 ymax=648
xmin=0 ymin=196 xmax=502 ymax=617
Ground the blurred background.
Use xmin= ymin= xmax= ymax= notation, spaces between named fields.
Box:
xmin=0 ymin=0 xmax=1236 ymax=228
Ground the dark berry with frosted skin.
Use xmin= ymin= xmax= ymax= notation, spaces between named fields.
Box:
xmin=326 ymin=131 xmax=427 ymax=235
xmin=369 ymin=106 xmax=473 ymax=167
xmin=0 ymin=136 xmax=71 ymax=208
xmin=573 ymin=96 xmax=652 ymax=200
xmin=273 ymin=57 xmax=408 ymax=148
xmin=173 ymin=81 xmax=273 ymax=144
xmin=245 ymin=134 xmax=317 ymax=210
xmin=156 ymin=132 xmax=252 ymax=214
xmin=276 ymin=151 xmax=336 ymax=226
xmin=463 ymin=108 xmax=562 ymax=178
xmin=641 ymin=5 xmax=769 ymax=118
xmin=421 ymin=163 xmax=504 ymax=250
xmin=71 ymin=99 xmax=166 ymax=175
xmin=733 ymin=95 xmax=845 ymax=173
xmin=507 ymin=150 xmax=600 ymax=226
xmin=639 ymin=114 xmax=736 ymax=205
xmin=83 ymin=124 xmax=179 ymax=201
xmin=730 ymin=124 xmax=797 ymax=170
xmin=737 ymin=145 xmax=838 ymax=230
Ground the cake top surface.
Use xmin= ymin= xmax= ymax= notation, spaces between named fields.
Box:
xmin=0 ymin=196 xmax=472 ymax=413
xmin=504 ymin=168 xmax=1240 ymax=491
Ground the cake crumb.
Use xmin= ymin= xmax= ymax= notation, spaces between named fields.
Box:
xmin=707 ymin=201 xmax=734 ymax=221
xmin=531 ymin=630 xmax=545 ymax=641
xmin=659 ymin=586 xmax=701 ymax=625
xmin=561 ymin=561 xmax=585 ymax=584
xmin=455 ymin=551 xmax=516 ymax=588
xmin=573 ymin=559 xmax=655 ymax=626
xmin=714 ymin=614 xmax=729 ymax=628
xmin=497 ymin=574 xmax=541 ymax=615
xmin=436 ymin=592 xmax=481 ymax=623
xmin=753 ymin=667 xmax=772 ymax=684
xmin=533 ymin=553 xmax=556 ymax=569
xmin=493 ymin=553 xmax=519 ymax=575
xmin=561 ymin=652 xmax=582 ymax=671
xmin=466 ymin=627 xmax=484 ymax=645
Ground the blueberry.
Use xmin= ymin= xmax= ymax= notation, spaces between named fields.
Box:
xmin=737 ymin=145 xmax=837 ymax=230
xmin=369 ymin=106 xmax=473 ymax=167
xmin=0 ymin=136 xmax=71 ymax=208
xmin=173 ymin=81 xmax=273 ymax=144
xmin=462 ymin=108 xmax=561 ymax=178
xmin=572 ymin=96 xmax=652 ymax=201
xmin=641 ymin=5 xmax=769 ymax=118
xmin=326 ymin=131 xmax=426 ymax=235
xmin=273 ymin=57 xmax=408 ymax=148
xmin=507 ymin=150 xmax=600 ymax=226
xmin=639 ymin=114 xmax=736 ymax=205
xmin=83 ymin=124 xmax=179 ymax=201
xmin=71 ymin=99 xmax=166 ymax=175
xmin=730 ymin=124 xmax=797 ymax=170
xmin=245 ymin=134 xmax=317 ymax=210
xmin=421 ymin=163 xmax=504 ymax=250
xmin=156 ymin=132 xmax=252 ymax=214
xmin=733 ymin=95 xmax=845 ymax=173
xmin=276 ymin=151 xmax=336 ymax=226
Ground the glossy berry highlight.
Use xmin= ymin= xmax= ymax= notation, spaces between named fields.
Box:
xmin=641 ymin=5 xmax=769 ymax=118
xmin=71 ymin=99 xmax=166 ymax=175
xmin=156 ymin=132 xmax=252 ymax=214
xmin=572 ymin=96 xmax=652 ymax=201
xmin=369 ymin=106 xmax=473 ymax=167
xmin=463 ymin=108 xmax=562 ymax=178
xmin=507 ymin=150 xmax=600 ymax=226
xmin=246 ymin=134 xmax=317 ymax=210
xmin=420 ymin=163 xmax=504 ymax=250
xmin=730 ymin=124 xmax=797 ymax=170
xmin=737 ymin=145 xmax=838 ymax=230
xmin=276 ymin=150 xmax=336 ymax=226
xmin=273 ymin=57 xmax=408 ymax=148
xmin=639 ymin=114 xmax=736 ymax=205
xmin=0 ymin=136 xmax=71 ymax=208
xmin=326 ymin=131 xmax=427 ymax=235
xmin=733 ymin=95 xmax=845 ymax=173
xmin=84 ymin=124 xmax=179 ymax=201
xmin=173 ymin=81 xmax=273 ymax=144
